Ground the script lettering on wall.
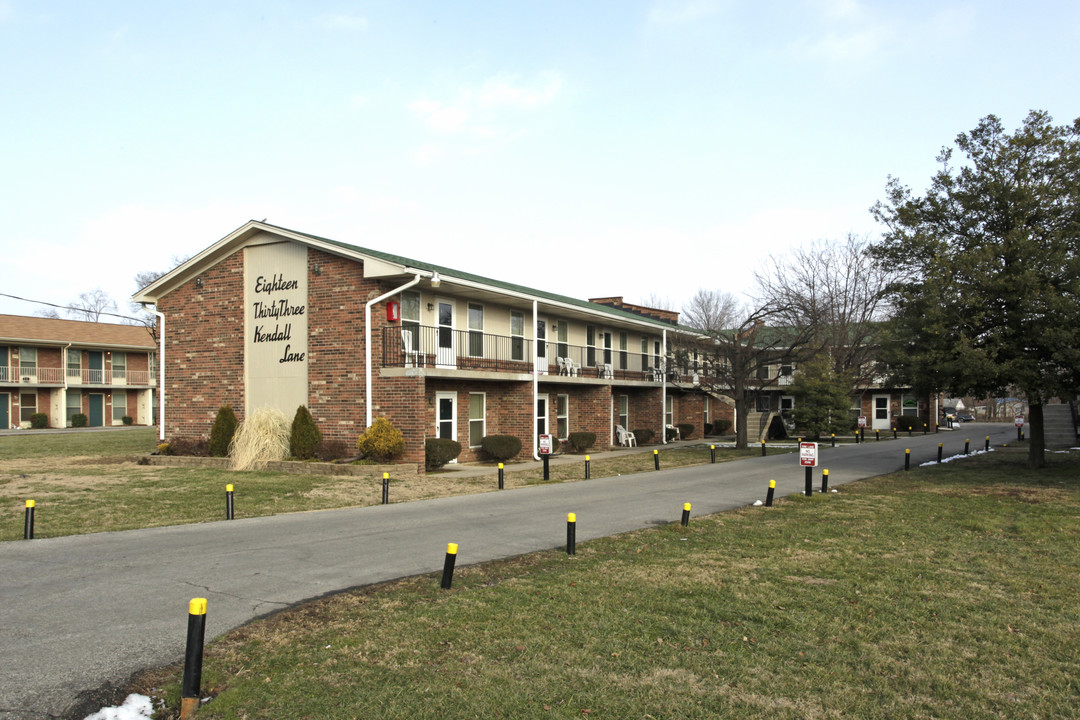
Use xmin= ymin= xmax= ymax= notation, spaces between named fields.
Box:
xmin=244 ymin=243 xmax=309 ymax=416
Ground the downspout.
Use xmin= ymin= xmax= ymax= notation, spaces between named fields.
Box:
xmin=61 ymin=343 xmax=71 ymax=430
xmin=365 ymin=274 xmax=422 ymax=428
xmin=662 ymin=328 xmax=668 ymax=444
xmin=533 ymin=299 xmax=540 ymax=460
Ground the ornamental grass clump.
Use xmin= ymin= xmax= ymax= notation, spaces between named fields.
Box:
xmin=230 ymin=407 xmax=290 ymax=471
xmin=289 ymin=405 xmax=322 ymax=460
xmin=209 ymin=405 xmax=240 ymax=458
xmin=356 ymin=417 xmax=406 ymax=462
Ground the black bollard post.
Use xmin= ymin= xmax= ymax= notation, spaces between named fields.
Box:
xmin=855 ymin=429 xmax=859 ymax=444
xmin=804 ymin=466 xmax=812 ymax=497
xmin=893 ymin=427 xmax=898 ymax=440
xmin=23 ymin=500 xmax=35 ymax=540
xmin=923 ymin=423 xmax=928 ymax=435
xmin=821 ymin=468 xmax=829 ymax=493
xmin=761 ymin=440 xmax=767 ymax=457
xmin=382 ymin=473 xmax=390 ymax=505
xmin=831 ymin=434 xmax=836 ymax=448
xmin=905 ymin=448 xmax=911 ymax=471
xmin=440 ymin=543 xmax=458 ymax=589
xmin=875 ymin=429 xmax=880 ymax=442
xmin=566 ymin=513 xmax=576 ymax=555
xmin=765 ymin=480 xmax=775 ymax=507
xmin=964 ymin=438 xmax=970 ymax=455
xmin=681 ymin=503 xmax=691 ymax=527
xmin=710 ymin=445 xmax=716 ymax=463
xmin=653 ymin=449 xmax=660 ymax=471
xmin=225 ymin=484 xmax=235 ymax=520
xmin=861 ymin=428 xmax=866 ymax=443
xmin=180 ymin=598 xmax=207 ymax=720
xmin=584 ymin=455 xmax=591 ymax=479
xmin=543 ymin=454 xmax=550 ymax=481
xmin=985 ymin=436 xmax=990 ymax=452
xmin=937 ymin=443 xmax=943 ymax=463
xmin=498 ymin=463 xmax=504 ymax=490
xmin=1020 ymin=429 xmax=1025 ymax=442
xmin=1018 ymin=427 xmax=1022 ymax=442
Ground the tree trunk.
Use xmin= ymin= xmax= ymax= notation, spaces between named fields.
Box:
xmin=1027 ymin=402 xmax=1046 ymax=469
xmin=734 ymin=379 xmax=748 ymax=449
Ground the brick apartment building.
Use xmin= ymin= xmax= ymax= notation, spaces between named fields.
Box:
xmin=133 ymin=220 xmax=730 ymax=465
xmin=0 ymin=315 xmax=158 ymax=429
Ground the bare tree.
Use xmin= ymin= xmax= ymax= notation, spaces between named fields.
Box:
xmin=681 ymin=289 xmax=741 ymax=333
xmin=129 ymin=254 xmax=192 ymax=337
xmin=34 ymin=308 xmax=62 ymax=319
xmin=753 ymin=233 xmax=892 ymax=390
xmin=67 ymin=289 xmax=119 ymax=323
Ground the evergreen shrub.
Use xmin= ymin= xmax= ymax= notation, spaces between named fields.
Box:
xmin=30 ymin=413 xmax=47 ymax=429
xmin=209 ymin=405 xmax=239 ymax=458
xmin=633 ymin=428 xmax=655 ymax=444
xmin=425 ymin=438 xmax=462 ymax=470
xmin=566 ymin=432 xmax=596 ymax=453
xmin=122 ymin=415 xmax=133 ymax=426
xmin=357 ymin=417 xmax=406 ymax=462
xmin=72 ymin=413 xmax=88 ymax=428
xmin=712 ymin=419 xmax=732 ymax=434
xmin=481 ymin=435 xmax=522 ymax=462
xmin=289 ymin=405 xmax=322 ymax=460
xmin=677 ymin=423 xmax=694 ymax=440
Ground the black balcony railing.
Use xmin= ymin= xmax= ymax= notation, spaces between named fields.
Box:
xmin=383 ymin=325 xmax=674 ymax=382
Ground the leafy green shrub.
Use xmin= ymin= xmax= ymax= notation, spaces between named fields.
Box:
xmin=122 ymin=415 xmax=133 ymax=426
xmin=712 ymin=419 xmax=732 ymax=434
xmin=72 ymin=413 xmax=88 ymax=428
xmin=30 ymin=413 xmax=47 ymax=429
xmin=426 ymin=438 xmax=462 ymax=470
xmin=481 ymin=435 xmax=523 ymax=462
xmin=677 ymin=423 xmax=694 ymax=440
xmin=289 ymin=405 xmax=322 ymax=460
xmin=895 ymin=415 xmax=921 ymax=432
xmin=209 ymin=405 xmax=239 ymax=458
xmin=230 ymin=407 xmax=290 ymax=470
xmin=633 ymin=428 xmax=655 ymax=445
xmin=566 ymin=432 xmax=596 ymax=453
xmin=357 ymin=417 xmax=406 ymax=462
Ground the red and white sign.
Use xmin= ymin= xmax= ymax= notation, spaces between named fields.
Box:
xmin=538 ymin=434 xmax=552 ymax=455
xmin=1014 ymin=416 xmax=1025 ymax=428
xmin=857 ymin=416 xmax=867 ymax=428
xmin=799 ymin=442 xmax=818 ymax=467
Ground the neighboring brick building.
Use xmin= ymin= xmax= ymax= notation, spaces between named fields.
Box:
xmin=0 ymin=315 xmax=158 ymax=429
xmin=133 ymin=220 xmax=731 ymax=465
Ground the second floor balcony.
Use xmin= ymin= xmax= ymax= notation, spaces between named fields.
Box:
xmin=0 ymin=366 xmax=157 ymax=387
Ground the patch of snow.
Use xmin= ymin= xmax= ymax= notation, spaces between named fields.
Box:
xmin=752 ymin=500 xmax=763 ymax=506
xmin=920 ymin=447 xmax=996 ymax=467
xmin=82 ymin=694 xmax=154 ymax=720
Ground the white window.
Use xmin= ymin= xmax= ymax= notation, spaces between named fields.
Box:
xmin=902 ymin=394 xmax=919 ymax=416
xmin=781 ymin=396 xmax=794 ymax=413
xmin=19 ymin=347 xmax=36 ymax=374
xmin=556 ymin=320 xmax=569 ymax=359
xmin=401 ymin=291 xmax=421 ymax=355
xmin=665 ymin=395 xmax=674 ymax=427
xmin=618 ymin=332 xmax=628 ymax=370
xmin=67 ymin=390 xmax=81 ymax=425
xmin=556 ymin=394 xmax=569 ymax=440
xmin=510 ymin=311 xmax=525 ymax=361
xmin=469 ymin=393 xmax=485 ymax=447
xmin=618 ymin=394 xmax=629 ymax=431
xmin=468 ymin=303 xmax=484 ymax=358
xmin=67 ymin=349 xmax=81 ymax=379
xmin=112 ymin=392 xmax=127 ymax=423
xmin=112 ymin=352 xmax=126 ymax=381
xmin=20 ymin=392 xmax=36 ymax=423
xmin=640 ymin=338 xmax=649 ymax=372
xmin=586 ymin=326 xmax=597 ymax=367
xmin=601 ymin=331 xmax=612 ymax=365
xmin=703 ymin=396 xmax=710 ymax=427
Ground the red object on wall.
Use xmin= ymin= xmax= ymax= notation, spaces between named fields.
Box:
xmin=386 ymin=300 xmax=400 ymax=322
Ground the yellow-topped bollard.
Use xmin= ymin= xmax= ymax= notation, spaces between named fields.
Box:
xmin=765 ymin=480 xmax=776 ymax=506
xmin=24 ymin=500 xmax=36 ymax=539
xmin=681 ymin=502 xmax=691 ymax=527
xmin=566 ymin=513 xmax=577 ymax=555
xmin=441 ymin=543 xmax=458 ymax=589
xmin=180 ymin=598 xmax=208 ymax=720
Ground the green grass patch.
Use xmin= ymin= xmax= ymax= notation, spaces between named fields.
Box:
xmin=137 ymin=447 xmax=1080 ymax=719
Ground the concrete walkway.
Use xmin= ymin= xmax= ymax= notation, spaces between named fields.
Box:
xmin=0 ymin=424 xmax=1017 ymax=719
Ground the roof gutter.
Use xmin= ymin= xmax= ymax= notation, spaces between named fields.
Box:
xmin=366 ymin=274 xmax=423 ymax=427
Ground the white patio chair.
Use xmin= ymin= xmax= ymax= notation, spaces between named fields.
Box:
xmin=568 ymin=358 xmax=582 ymax=376
xmin=666 ymin=424 xmax=681 ymax=441
xmin=556 ymin=357 xmax=569 ymax=375
xmin=616 ymin=425 xmax=637 ymax=447
xmin=401 ymin=329 xmax=422 ymax=367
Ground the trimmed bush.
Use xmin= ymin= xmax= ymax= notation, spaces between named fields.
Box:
xmin=156 ymin=442 xmax=172 ymax=456
xmin=712 ymin=419 xmax=732 ymax=434
xmin=895 ymin=414 xmax=921 ymax=432
xmin=209 ymin=405 xmax=239 ymax=458
xmin=677 ymin=423 xmax=694 ymax=440
xmin=426 ymin=438 xmax=462 ymax=470
xmin=289 ymin=405 xmax=322 ymax=460
xmin=30 ymin=413 xmax=47 ymax=429
xmin=566 ymin=432 xmax=597 ymax=453
xmin=481 ymin=435 xmax=523 ymax=463
xmin=357 ymin=417 xmax=406 ymax=462
xmin=122 ymin=415 xmax=133 ymax=426
xmin=231 ymin=407 xmax=290 ymax=470
xmin=633 ymin=428 xmax=655 ymax=445
xmin=72 ymin=413 xmax=88 ymax=428
xmin=169 ymin=436 xmax=211 ymax=457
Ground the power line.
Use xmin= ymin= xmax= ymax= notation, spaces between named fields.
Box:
xmin=0 ymin=292 xmax=146 ymax=323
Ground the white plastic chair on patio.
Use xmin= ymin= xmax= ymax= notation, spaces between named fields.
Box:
xmin=401 ymin=329 xmax=422 ymax=367
xmin=616 ymin=425 xmax=637 ymax=447
xmin=567 ymin=358 xmax=582 ymax=376
xmin=556 ymin=357 xmax=570 ymax=375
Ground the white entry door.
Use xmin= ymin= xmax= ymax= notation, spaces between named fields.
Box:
xmin=536 ymin=394 xmax=549 ymax=438
xmin=436 ymin=298 xmax=457 ymax=369
xmin=535 ymin=317 xmax=549 ymax=375
xmin=436 ymin=391 xmax=458 ymax=449
xmin=872 ymin=394 xmax=891 ymax=430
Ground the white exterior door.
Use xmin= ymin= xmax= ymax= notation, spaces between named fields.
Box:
xmin=436 ymin=391 xmax=457 ymax=443
xmin=536 ymin=394 xmax=549 ymax=437
xmin=435 ymin=298 xmax=456 ymax=369
xmin=535 ymin=317 xmax=549 ymax=375
xmin=872 ymin=394 xmax=891 ymax=430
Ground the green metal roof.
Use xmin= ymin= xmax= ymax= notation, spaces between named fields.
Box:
xmin=264 ymin=221 xmax=690 ymax=332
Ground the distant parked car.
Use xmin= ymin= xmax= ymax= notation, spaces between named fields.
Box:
xmin=956 ymin=412 xmax=975 ymax=422
xmin=942 ymin=406 xmax=957 ymax=421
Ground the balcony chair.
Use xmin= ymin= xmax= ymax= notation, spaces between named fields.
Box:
xmin=616 ymin=425 xmax=637 ymax=447
xmin=401 ymin=329 xmax=422 ymax=367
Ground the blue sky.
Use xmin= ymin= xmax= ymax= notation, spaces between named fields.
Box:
xmin=2 ymin=0 xmax=1078 ymax=319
